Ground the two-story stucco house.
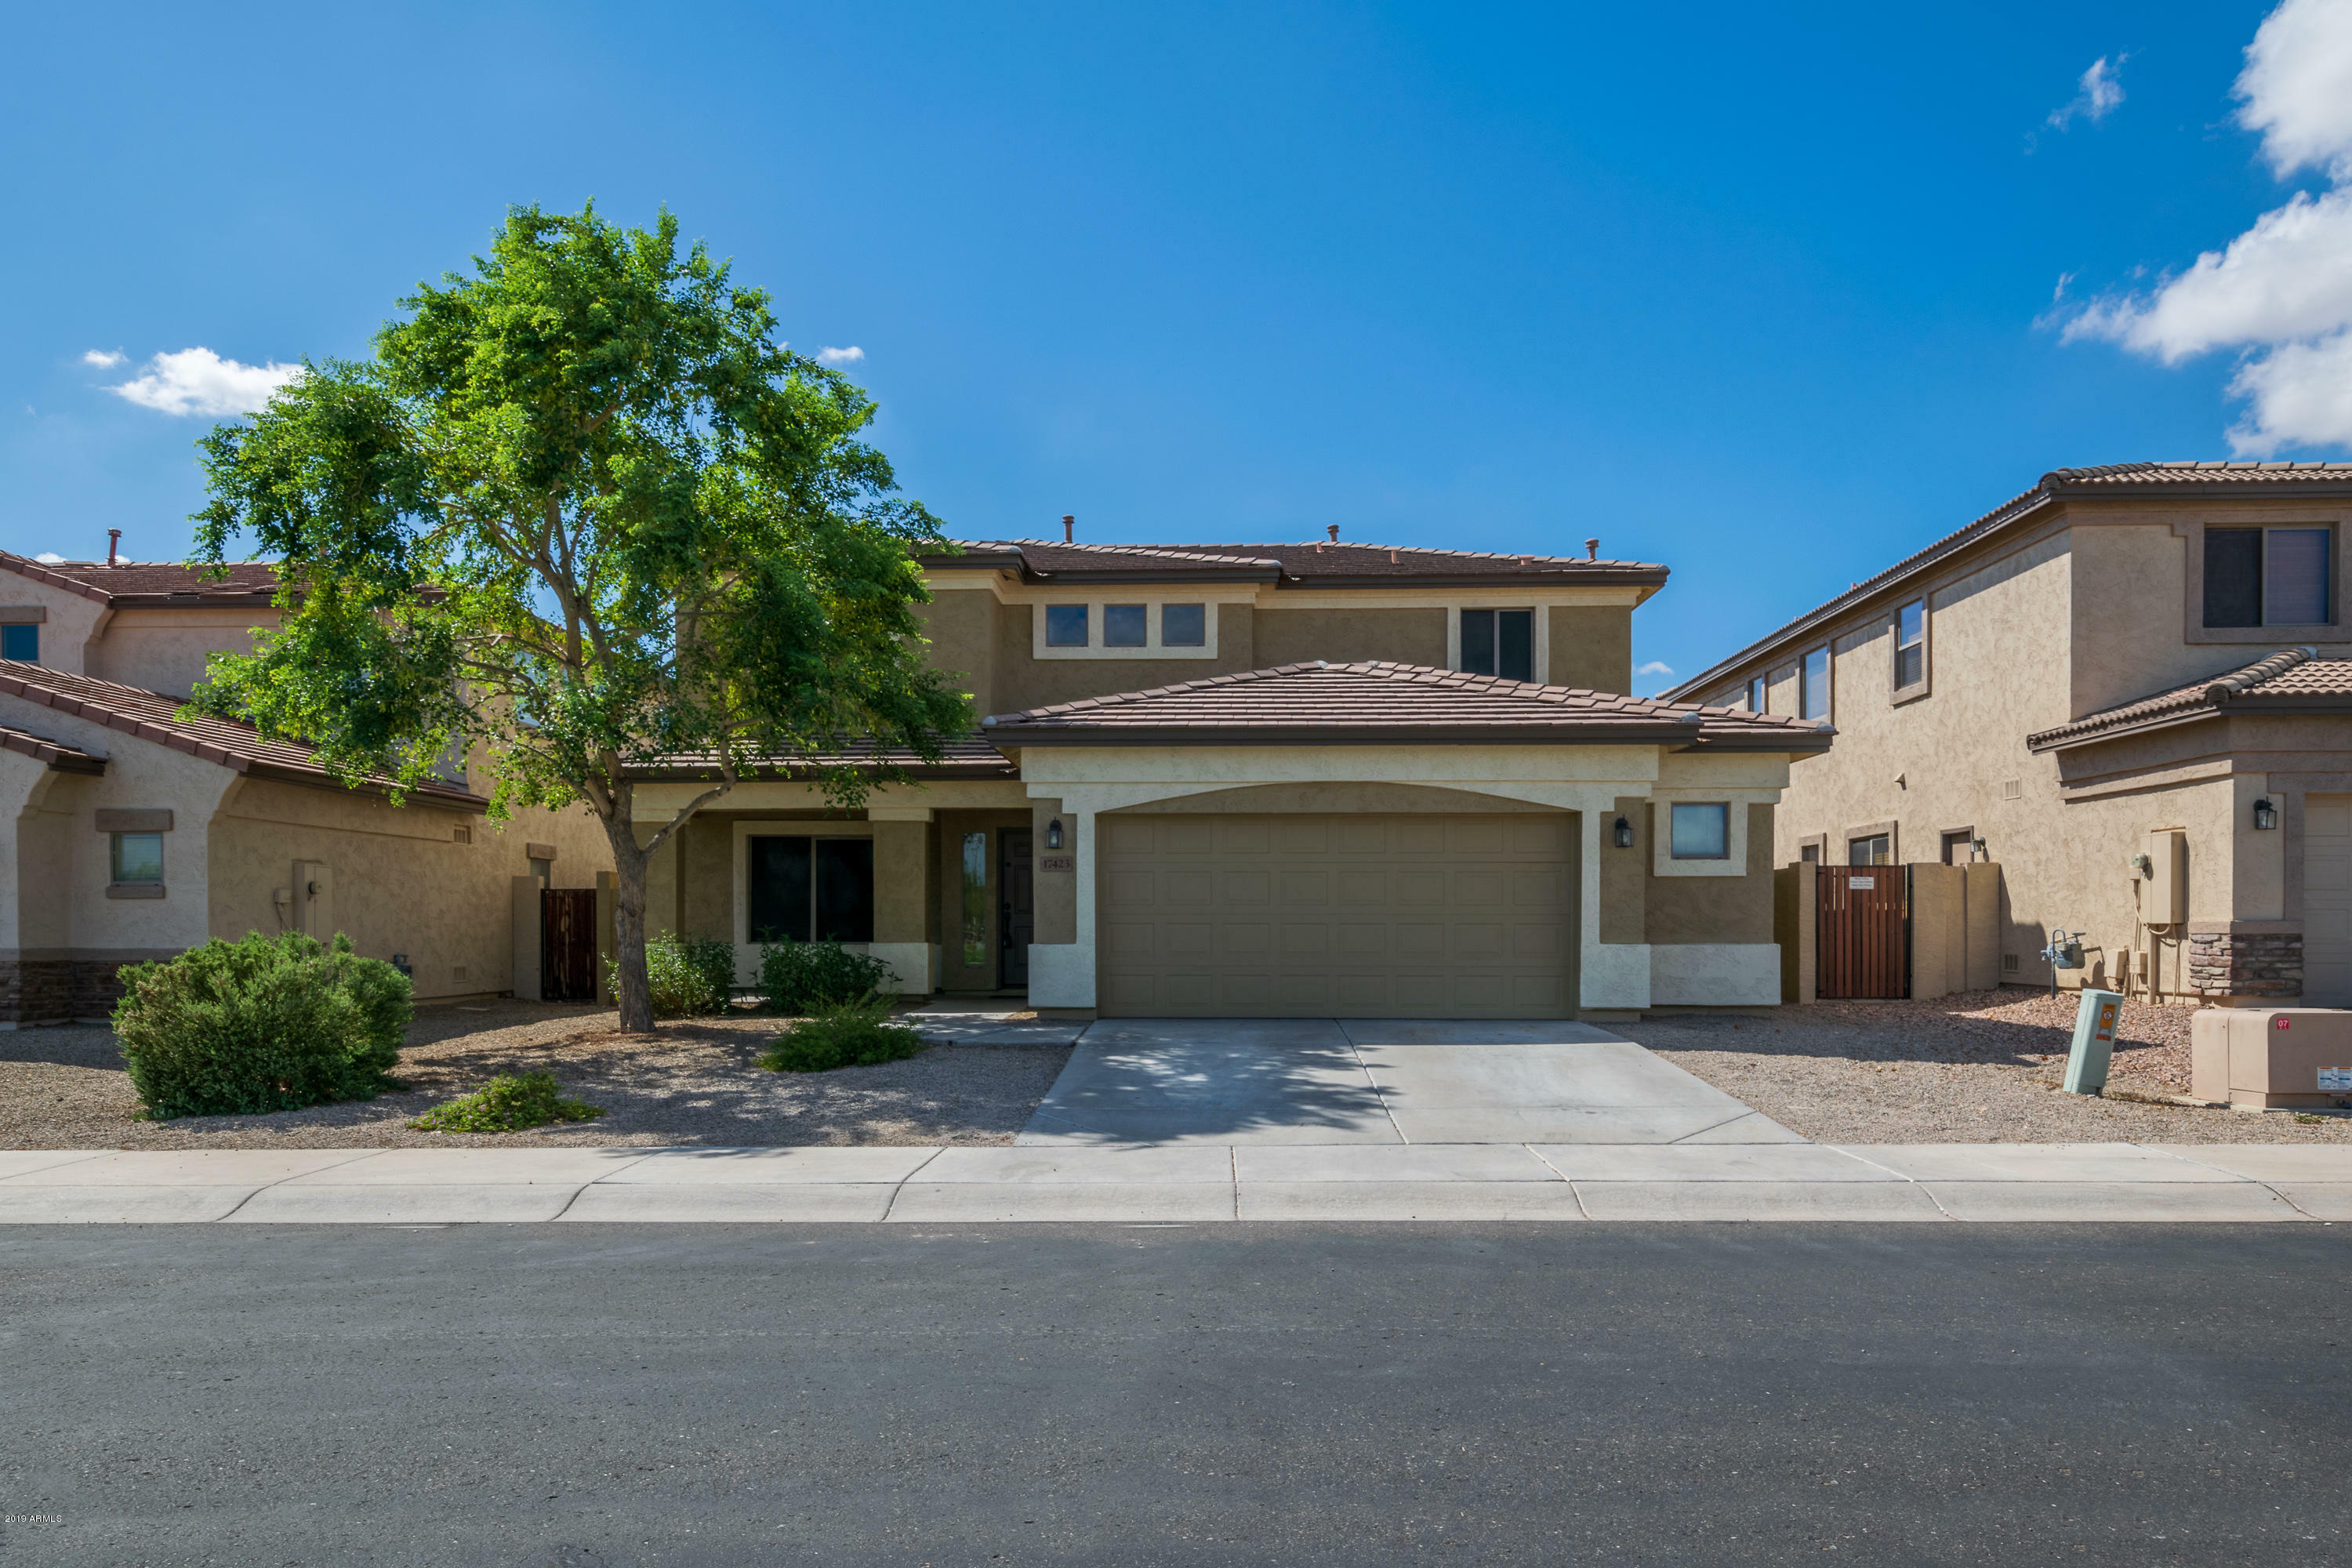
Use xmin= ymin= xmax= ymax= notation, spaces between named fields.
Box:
xmin=629 ymin=535 xmax=1831 ymax=1020
xmin=0 ymin=548 xmax=611 ymax=1025
xmin=1666 ymin=461 xmax=2352 ymax=1007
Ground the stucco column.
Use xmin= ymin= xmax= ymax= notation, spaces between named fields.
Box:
xmin=1582 ymin=795 xmax=1651 ymax=1013
xmin=1025 ymin=798 xmax=1094 ymax=1011
xmin=867 ymin=811 xmax=937 ymax=994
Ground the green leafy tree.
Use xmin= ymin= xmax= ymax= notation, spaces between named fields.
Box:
xmin=190 ymin=203 xmax=968 ymax=1031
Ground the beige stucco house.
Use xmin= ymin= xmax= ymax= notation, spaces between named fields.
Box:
xmin=628 ymin=535 xmax=1831 ymax=1019
xmin=0 ymin=550 xmax=610 ymax=1025
xmin=1666 ymin=461 xmax=2352 ymax=1007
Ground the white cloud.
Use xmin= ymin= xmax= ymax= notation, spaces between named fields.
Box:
xmin=2238 ymin=0 xmax=2352 ymax=180
xmin=1635 ymin=659 xmax=1675 ymax=677
xmin=81 ymin=349 xmax=125 ymax=368
xmin=2048 ymin=55 xmax=2128 ymax=130
xmin=106 ymin=347 xmax=304 ymax=417
xmin=816 ymin=346 xmax=865 ymax=365
xmin=33 ymin=552 xmax=65 ymax=564
xmin=2055 ymin=2 xmax=2352 ymax=452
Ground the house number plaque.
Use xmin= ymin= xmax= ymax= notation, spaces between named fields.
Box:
xmin=1040 ymin=854 xmax=1075 ymax=873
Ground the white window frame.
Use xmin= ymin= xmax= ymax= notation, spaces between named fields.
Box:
xmin=1893 ymin=599 xmax=1928 ymax=701
xmin=1650 ymin=789 xmax=1771 ymax=878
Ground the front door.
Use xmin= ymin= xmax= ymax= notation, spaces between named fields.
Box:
xmin=1000 ymin=829 xmax=1034 ymax=988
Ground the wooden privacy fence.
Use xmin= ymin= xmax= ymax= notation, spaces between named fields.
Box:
xmin=541 ymin=887 xmax=601 ymax=1002
xmin=1816 ymin=865 xmax=1907 ymax=1000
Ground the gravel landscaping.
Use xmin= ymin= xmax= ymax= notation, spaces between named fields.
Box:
xmin=1625 ymin=989 xmax=2352 ymax=1145
xmin=0 ymin=1000 xmax=1070 ymax=1150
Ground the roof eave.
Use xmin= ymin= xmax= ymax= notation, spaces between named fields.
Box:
xmin=985 ymin=724 xmax=1821 ymax=749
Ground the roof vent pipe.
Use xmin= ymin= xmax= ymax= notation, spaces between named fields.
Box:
xmin=107 ymin=528 xmax=121 ymax=567
xmin=1062 ymin=515 xmax=1074 ymax=543
xmin=1327 ymin=524 xmax=1339 ymax=543
xmin=1585 ymin=538 xmax=1599 ymax=560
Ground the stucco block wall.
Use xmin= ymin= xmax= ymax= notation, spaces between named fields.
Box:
xmin=87 ymin=607 xmax=272 ymax=698
xmin=1252 ymin=607 xmax=1446 ymax=670
xmin=1548 ymin=606 xmax=1632 ymax=694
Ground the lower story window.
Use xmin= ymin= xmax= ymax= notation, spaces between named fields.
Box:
xmin=111 ymin=831 xmax=164 ymax=884
xmin=1849 ymin=834 xmax=1891 ymax=866
xmin=2 ymin=623 xmax=36 ymax=662
xmin=747 ymin=836 xmax=874 ymax=942
xmin=1669 ymin=803 xmax=1730 ymax=860
xmin=960 ymin=832 xmax=988 ymax=967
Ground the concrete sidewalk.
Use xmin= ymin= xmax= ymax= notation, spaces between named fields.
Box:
xmin=2 ymin=1142 xmax=2347 ymax=1223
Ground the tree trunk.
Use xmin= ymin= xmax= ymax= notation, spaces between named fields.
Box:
xmin=602 ymin=811 xmax=656 ymax=1033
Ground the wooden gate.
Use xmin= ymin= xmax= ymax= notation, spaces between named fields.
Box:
xmin=1817 ymin=866 xmax=1908 ymax=999
xmin=541 ymin=887 xmax=601 ymax=1002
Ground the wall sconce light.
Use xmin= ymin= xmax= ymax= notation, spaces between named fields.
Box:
xmin=1045 ymin=818 xmax=1065 ymax=850
xmin=2253 ymin=797 xmax=2278 ymax=831
xmin=1613 ymin=815 xmax=1634 ymax=849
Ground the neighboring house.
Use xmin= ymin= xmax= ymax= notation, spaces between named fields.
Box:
xmin=1664 ymin=461 xmax=2352 ymax=1006
xmin=0 ymin=550 xmax=609 ymax=1026
xmin=629 ymin=537 xmax=1831 ymax=1019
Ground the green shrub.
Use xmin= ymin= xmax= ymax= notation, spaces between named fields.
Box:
xmin=756 ymin=938 xmax=896 ymax=1015
xmin=409 ymin=1071 xmax=605 ymax=1133
xmin=759 ymin=998 xmax=927 ymax=1073
xmin=606 ymin=931 xmax=736 ymax=1018
xmin=113 ymin=931 xmax=412 ymax=1120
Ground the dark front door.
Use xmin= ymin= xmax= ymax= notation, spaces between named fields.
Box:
xmin=1816 ymin=866 xmax=1908 ymax=1000
xmin=1000 ymin=829 xmax=1034 ymax=988
xmin=541 ymin=887 xmax=601 ymax=1002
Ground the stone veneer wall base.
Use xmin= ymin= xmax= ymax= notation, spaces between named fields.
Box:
xmin=2188 ymin=929 xmax=2303 ymax=1001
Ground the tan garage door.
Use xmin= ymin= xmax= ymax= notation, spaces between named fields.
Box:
xmin=1097 ymin=812 xmax=1577 ymax=1018
xmin=2304 ymin=793 xmax=2352 ymax=1006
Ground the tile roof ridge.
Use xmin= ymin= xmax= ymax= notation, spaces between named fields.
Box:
xmin=2208 ymin=645 xmax=2314 ymax=699
xmin=0 ymin=658 xmax=195 ymax=709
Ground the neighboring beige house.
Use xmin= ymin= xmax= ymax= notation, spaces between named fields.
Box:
xmin=629 ymin=536 xmax=1831 ymax=1019
xmin=0 ymin=550 xmax=609 ymax=1026
xmin=1665 ymin=461 xmax=2352 ymax=1006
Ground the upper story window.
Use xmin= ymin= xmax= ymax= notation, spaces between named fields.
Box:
xmin=1162 ymin=603 xmax=1206 ymax=647
xmin=1461 ymin=608 xmax=1534 ymax=682
xmin=2205 ymin=526 xmax=2332 ymax=627
xmin=1894 ymin=600 xmax=1926 ymax=691
xmin=1801 ymin=645 xmax=1831 ymax=721
xmin=0 ymin=623 xmax=35 ymax=662
xmin=1045 ymin=604 xmax=1089 ymax=647
xmin=1747 ymin=675 xmax=1766 ymax=713
xmin=1103 ymin=604 xmax=1147 ymax=648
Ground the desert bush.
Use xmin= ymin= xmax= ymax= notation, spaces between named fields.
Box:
xmin=606 ymin=931 xmax=736 ymax=1018
xmin=758 ymin=997 xmax=927 ymax=1073
xmin=409 ymin=1070 xmax=604 ymax=1133
xmin=756 ymin=938 xmax=895 ymax=1015
xmin=114 ymin=931 xmax=412 ymax=1120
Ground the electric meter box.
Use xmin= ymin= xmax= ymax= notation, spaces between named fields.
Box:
xmin=2190 ymin=1008 xmax=2352 ymax=1109
xmin=2141 ymin=829 xmax=2187 ymax=925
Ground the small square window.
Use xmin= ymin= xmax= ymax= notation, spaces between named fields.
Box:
xmin=1104 ymin=604 xmax=1147 ymax=648
xmin=1669 ymin=803 xmax=1730 ymax=860
xmin=1045 ymin=604 xmax=1089 ymax=647
xmin=111 ymin=832 xmax=165 ymax=884
xmin=1461 ymin=608 xmax=1534 ymax=682
xmin=1162 ymin=603 xmax=1206 ymax=647
xmin=1 ymin=623 xmax=35 ymax=662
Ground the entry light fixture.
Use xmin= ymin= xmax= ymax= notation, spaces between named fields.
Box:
xmin=2253 ymin=797 xmax=2278 ymax=831
xmin=1045 ymin=817 xmax=1065 ymax=851
xmin=1612 ymin=815 xmax=1634 ymax=849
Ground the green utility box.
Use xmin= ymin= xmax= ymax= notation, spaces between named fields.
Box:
xmin=2062 ymin=989 xmax=2123 ymax=1095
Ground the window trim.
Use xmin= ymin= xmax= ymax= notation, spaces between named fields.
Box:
xmin=1747 ymin=675 xmax=1766 ymax=713
xmin=731 ymin=822 xmax=880 ymax=966
xmin=1799 ymin=644 xmax=1832 ymax=723
xmin=1668 ymin=802 xmax=1731 ymax=861
xmin=1651 ymin=790 xmax=1769 ymax=877
xmin=1892 ymin=599 xmax=1929 ymax=703
xmin=1032 ymin=599 xmax=1221 ymax=659
xmin=2179 ymin=511 xmax=2352 ymax=646
xmin=1843 ymin=818 xmax=1900 ymax=867
xmin=1457 ymin=606 xmax=1537 ymax=683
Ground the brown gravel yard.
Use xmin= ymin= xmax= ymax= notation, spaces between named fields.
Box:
xmin=0 ymin=1000 xmax=1070 ymax=1150
xmin=1625 ymin=988 xmax=2352 ymax=1145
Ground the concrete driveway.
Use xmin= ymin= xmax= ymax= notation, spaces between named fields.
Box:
xmin=1016 ymin=1018 xmax=1801 ymax=1146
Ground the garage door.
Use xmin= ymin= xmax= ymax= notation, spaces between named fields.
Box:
xmin=1097 ymin=812 xmax=1577 ymax=1018
xmin=2305 ymin=794 xmax=2352 ymax=1006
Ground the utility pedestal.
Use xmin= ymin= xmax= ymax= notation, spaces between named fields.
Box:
xmin=2062 ymin=989 xmax=2122 ymax=1095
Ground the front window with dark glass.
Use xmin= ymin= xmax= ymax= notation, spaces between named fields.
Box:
xmin=1045 ymin=604 xmax=1089 ymax=647
xmin=1670 ymin=803 xmax=1730 ymax=860
xmin=1161 ymin=603 xmax=1206 ymax=647
xmin=1103 ymin=604 xmax=1147 ymax=648
xmin=1849 ymin=834 xmax=1891 ymax=866
xmin=1461 ymin=608 xmax=1534 ymax=681
xmin=1895 ymin=601 xmax=1926 ymax=689
xmin=111 ymin=832 xmax=164 ymax=884
xmin=0 ymin=623 xmax=35 ymax=662
xmin=2206 ymin=526 xmax=2332 ymax=627
xmin=747 ymin=836 xmax=874 ymax=942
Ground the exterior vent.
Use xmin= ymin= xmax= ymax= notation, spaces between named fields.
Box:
xmin=2001 ymin=779 xmax=2022 ymax=800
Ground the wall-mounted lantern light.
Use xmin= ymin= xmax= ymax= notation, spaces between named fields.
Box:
xmin=1613 ymin=815 xmax=1634 ymax=849
xmin=1045 ymin=818 xmax=1065 ymax=850
xmin=2253 ymin=797 xmax=2278 ymax=831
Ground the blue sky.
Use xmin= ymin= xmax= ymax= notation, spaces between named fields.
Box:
xmin=5 ymin=0 xmax=2343 ymax=692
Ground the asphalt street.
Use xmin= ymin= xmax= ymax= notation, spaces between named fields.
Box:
xmin=2 ymin=1223 xmax=2347 ymax=1566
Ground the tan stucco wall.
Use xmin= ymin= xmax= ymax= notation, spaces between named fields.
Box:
xmin=989 ymin=601 xmax=1260 ymax=713
xmin=873 ymin=820 xmax=931 ymax=945
xmin=1548 ymin=605 xmax=1632 ymax=694
xmin=1599 ymin=793 xmax=1647 ymax=943
xmin=1252 ymin=607 xmax=1445 ymax=670
xmin=915 ymin=588 xmax=1000 ymax=717
xmin=1032 ymin=797 xmax=1076 ymax=945
xmin=88 ymin=606 xmax=274 ymax=697
xmin=1646 ymin=804 xmax=1774 ymax=944
xmin=0 ymin=573 xmax=107 ymax=676
xmin=1126 ymin=782 xmax=1553 ymax=814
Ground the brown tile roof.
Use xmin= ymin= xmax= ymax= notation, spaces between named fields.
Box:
xmin=0 ymin=551 xmax=281 ymax=606
xmin=2025 ymin=647 xmax=2352 ymax=751
xmin=1665 ymin=461 xmax=2352 ymax=702
xmin=920 ymin=539 xmax=1669 ymax=590
xmin=0 ymin=659 xmax=486 ymax=806
xmin=0 ymin=720 xmax=105 ymax=775
xmin=984 ymin=660 xmax=1834 ymax=750
xmin=625 ymin=731 xmax=1020 ymax=781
